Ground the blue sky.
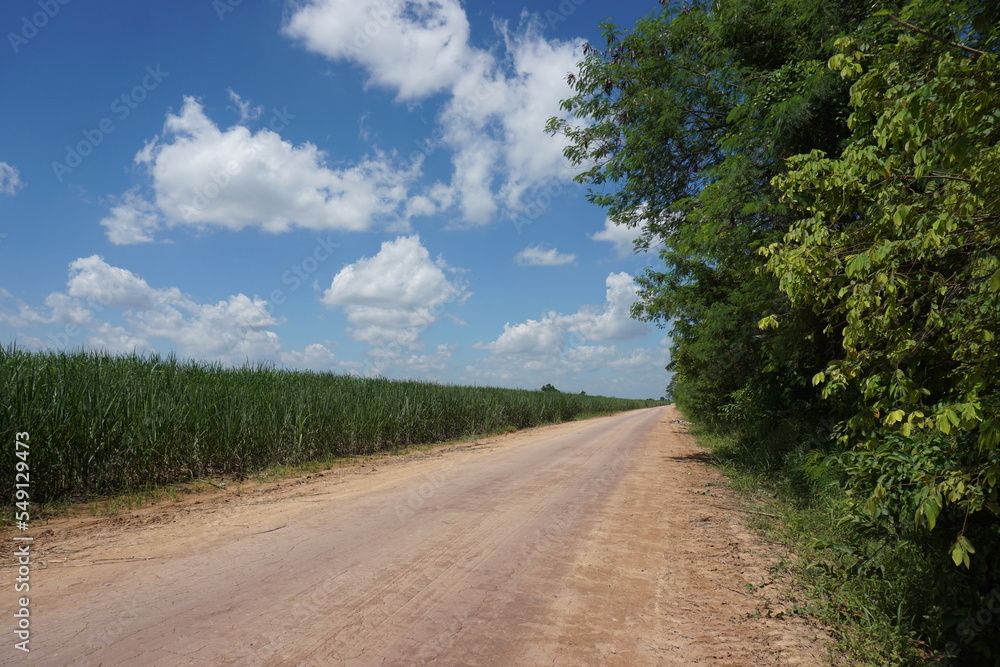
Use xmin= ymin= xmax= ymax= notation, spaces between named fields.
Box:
xmin=0 ymin=0 xmax=671 ymax=399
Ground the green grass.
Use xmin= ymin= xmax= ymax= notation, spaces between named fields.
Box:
xmin=693 ymin=424 xmax=933 ymax=666
xmin=1 ymin=345 xmax=661 ymax=504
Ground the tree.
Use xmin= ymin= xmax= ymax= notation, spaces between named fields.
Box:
xmin=763 ymin=0 xmax=1000 ymax=569
xmin=552 ymin=0 xmax=1000 ymax=657
xmin=548 ymin=0 xmax=865 ymax=432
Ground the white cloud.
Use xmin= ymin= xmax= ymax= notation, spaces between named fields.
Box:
xmin=468 ymin=272 xmax=659 ymax=390
xmin=372 ymin=343 xmax=455 ymax=376
xmin=130 ymin=293 xmax=281 ymax=362
xmin=477 ymin=317 xmax=564 ymax=357
xmin=283 ymin=0 xmax=475 ymax=101
xmin=0 ymin=289 xmax=47 ymax=328
xmin=280 ymin=343 xmax=338 ymax=371
xmin=100 ymin=188 xmax=164 ymax=245
xmin=476 ymin=272 xmax=648 ymax=359
xmin=514 ymin=244 xmax=576 ymax=266
xmin=490 ymin=25 xmax=581 ymax=209
xmin=445 ymin=141 xmax=499 ymax=224
xmin=44 ymin=292 xmax=97 ymax=327
xmin=84 ymin=322 xmax=152 ymax=355
xmin=283 ymin=1 xmax=582 ymax=226
xmin=100 ymin=96 xmax=419 ymax=244
xmin=590 ymin=218 xmax=641 ymax=258
xmin=66 ymin=255 xmax=175 ymax=308
xmin=465 ymin=342 xmax=669 ymax=397
xmin=0 ymin=162 xmax=24 ymax=195
xmin=435 ymin=24 xmax=581 ymax=225
xmin=562 ymin=272 xmax=648 ymax=342
xmin=607 ymin=348 xmax=658 ymax=371
xmin=228 ymin=89 xmax=262 ymax=124
xmin=591 ymin=208 xmax=675 ymax=258
xmin=403 ymin=343 xmax=455 ymax=374
xmin=3 ymin=255 xmax=287 ymax=363
xmin=564 ymin=345 xmax=619 ymax=369
xmin=321 ymin=235 xmax=469 ymax=350
xmin=404 ymin=195 xmax=437 ymax=218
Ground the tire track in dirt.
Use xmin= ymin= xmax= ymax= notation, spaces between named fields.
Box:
xmin=245 ymin=410 xmax=656 ymax=665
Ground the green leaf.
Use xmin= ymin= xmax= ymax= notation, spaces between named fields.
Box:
xmin=885 ymin=409 xmax=905 ymax=425
xmin=938 ymin=412 xmax=953 ymax=435
xmin=991 ymin=268 xmax=1000 ymax=291
xmin=845 ymin=254 xmax=870 ymax=277
xmin=952 ymin=541 xmax=965 ymax=567
xmin=952 ymin=536 xmax=975 ymax=568
xmin=812 ymin=371 xmax=826 ymax=386
xmin=758 ymin=315 xmax=779 ymax=330
xmin=924 ymin=497 xmax=940 ymax=531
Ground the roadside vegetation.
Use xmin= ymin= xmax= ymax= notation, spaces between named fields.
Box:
xmin=0 ymin=345 xmax=659 ymax=503
xmin=552 ymin=0 xmax=998 ymax=663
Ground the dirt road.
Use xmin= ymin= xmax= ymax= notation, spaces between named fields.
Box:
xmin=4 ymin=406 xmax=831 ymax=665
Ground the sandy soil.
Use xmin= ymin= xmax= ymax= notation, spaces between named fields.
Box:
xmin=2 ymin=405 xmax=834 ymax=665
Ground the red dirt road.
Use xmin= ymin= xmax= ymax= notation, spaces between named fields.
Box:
xmin=3 ymin=406 xmax=832 ymax=665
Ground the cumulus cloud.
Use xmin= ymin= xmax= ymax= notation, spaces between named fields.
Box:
xmin=0 ymin=246 xmax=475 ymax=378
xmin=489 ymin=26 xmax=581 ymax=209
xmin=402 ymin=343 xmax=455 ymax=374
xmin=468 ymin=272 xmax=669 ymax=396
xmin=365 ymin=342 xmax=456 ymax=377
xmin=43 ymin=292 xmax=98 ymax=328
xmin=514 ymin=244 xmax=576 ymax=266
xmin=437 ymin=23 xmax=582 ymax=225
xmin=99 ymin=96 xmax=419 ymax=244
xmin=283 ymin=0 xmax=474 ymax=101
xmin=66 ymin=255 xmax=176 ymax=308
xmin=476 ymin=272 xmax=648 ymax=358
xmin=561 ymin=272 xmax=649 ymax=342
xmin=591 ymin=208 xmax=675 ymax=258
xmin=228 ymin=88 xmax=262 ymax=124
xmin=590 ymin=218 xmax=642 ymax=258
xmin=465 ymin=341 xmax=669 ymax=396
xmin=321 ymin=235 xmax=469 ymax=351
xmin=84 ymin=322 xmax=151 ymax=356
xmin=2 ymin=255 xmax=286 ymax=363
xmin=100 ymin=188 xmax=164 ymax=245
xmin=607 ymin=348 xmax=659 ymax=371
xmin=0 ymin=289 xmax=47 ymax=328
xmin=283 ymin=0 xmax=581 ymax=226
xmin=480 ymin=317 xmax=565 ymax=357
xmin=130 ymin=293 xmax=281 ymax=362
xmin=280 ymin=343 xmax=338 ymax=371
xmin=0 ymin=162 xmax=24 ymax=195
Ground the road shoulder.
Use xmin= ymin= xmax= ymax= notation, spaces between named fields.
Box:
xmin=519 ymin=406 xmax=836 ymax=665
